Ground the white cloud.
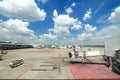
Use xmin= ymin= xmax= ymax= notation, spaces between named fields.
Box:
xmin=65 ymin=2 xmax=76 ymax=14
xmin=77 ymin=24 xmax=96 ymax=41
xmin=38 ymin=32 xmax=57 ymax=45
xmin=40 ymin=33 xmax=57 ymax=40
xmin=96 ymin=14 xmax=109 ymax=23
xmin=71 ymin=2 xmax=76 ymax=7
xmin=108 ymin=6 xmax=120 ymax=23
xmin=0 ymin=19 xmax=38 ymax=44
xmin=95 ymin=24 xmax=120 ymax=39
xmin=83 ymin=8 xmax=92 ymax=21
xmin=85 ymin=24 xmax=120 ymax=45
xmin=0 ymin=0 xmax=46 ymax=22
xmin=71 ymin=21 xmax=82 ymax=30
xmin=52 ymin=10 xmax=82 ymax=37
xmin=77 ymin=33 xmax=93 ymax=40
xmin=65 ymin=7 xmax=73 ymax=14
xmin=84 ymin=24 xmax=97 ymax=33
xmin=53 ymin=14 xmax=77 ymax=26
xmin=77 ymin=24 xmax=120 ymax=45
xmin=94 ymin=0 xmax=105 ymax=15
xmin=53 ymin=10 xmax=58 ymax=18
xmin=48 ymin=28 xmax=54 ymax=32
xmin=53 ymin=26 xmax=70 ymax=36
xmin=39 ymin=0 xmax=48 ymax=4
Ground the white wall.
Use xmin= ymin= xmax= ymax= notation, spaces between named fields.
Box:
xmin=105 ymin=38 xmax=120 ymax=57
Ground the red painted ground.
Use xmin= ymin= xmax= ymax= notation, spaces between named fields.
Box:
xmin=68 ymin=63 xmax=120 ymax=79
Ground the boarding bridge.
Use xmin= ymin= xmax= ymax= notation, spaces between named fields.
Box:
xmin=68 ymin=47 xmax=105 ymax=64
xmin=69 ymin=51 xmax=101 ymax=58
xmin=68 ymin=38 xmax=120 ymax=74
xmin=105 ymin=38 xmax=120 ymax=74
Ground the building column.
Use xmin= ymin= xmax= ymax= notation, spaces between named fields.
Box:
xmin=109 ymin=56 xmax=113 ymax=70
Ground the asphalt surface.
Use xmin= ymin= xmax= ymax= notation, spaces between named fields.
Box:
xmin=0 ymin=47 xmax=105 ymax=79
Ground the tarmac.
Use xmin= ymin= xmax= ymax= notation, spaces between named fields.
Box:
xmin=0 ymin=47 xmax=119 ymax=79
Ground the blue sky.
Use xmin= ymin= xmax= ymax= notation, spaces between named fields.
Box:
xmin=0 ymin=0 xmax=120 ymax=45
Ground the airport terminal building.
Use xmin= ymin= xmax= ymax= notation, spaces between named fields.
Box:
xmin=0 ymin=42 xmax=33 ymax=50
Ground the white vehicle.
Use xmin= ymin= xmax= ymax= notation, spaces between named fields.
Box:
xmin=9 ymin=58 xmax=24 ymax=68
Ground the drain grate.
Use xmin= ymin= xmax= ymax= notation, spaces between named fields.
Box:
xmin=31 ymin=69 xmax=47 ymax=71
xmin=43 ymin=62 xmax=54 ymax=63
xmin=49 ymin=57 xmax=58 ymax=59
xmin=53 ymin=66 xmax=58 ymax=69
xmin=31 ymin=68 xmax=57 ymax=71
xmin=40 ymin=65 xmax=57 ymax=67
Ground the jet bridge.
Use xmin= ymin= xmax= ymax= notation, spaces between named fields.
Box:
xmin=105 ymin=38 xmax=120 ymax=74
xmin=68 ymin=47 xmax=105 ymax=64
